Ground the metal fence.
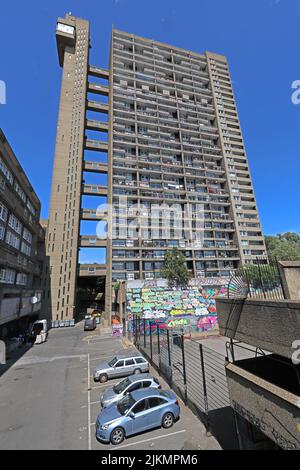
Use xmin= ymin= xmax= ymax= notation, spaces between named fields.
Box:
xmin=131 ymin=317 xmax=232 ymax=433
xmin=228 ymin=256 xmax=286 ymax=301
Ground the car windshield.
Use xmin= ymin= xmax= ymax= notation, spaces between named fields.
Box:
xmin=113 ymin=377 xmax=131 ymax=394
xmin=108 ymin=357 xmax=118 ymax=367
xmin=117 ymin=393 xmax=136 ymax=415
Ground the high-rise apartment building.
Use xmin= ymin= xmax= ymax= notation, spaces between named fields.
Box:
xmin=46 ymin=14 xmax=266 ymax=324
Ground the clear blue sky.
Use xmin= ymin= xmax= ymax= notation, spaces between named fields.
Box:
xmin=0 ymin=0 xmax=299 ymax=236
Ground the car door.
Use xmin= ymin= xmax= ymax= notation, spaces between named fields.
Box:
xmin=146 ymin=397 xmax=167 ymax=428
xmin=129 ymin=399 xmax=149 ymax=435
xmin=134 ymin=357 xmax=148 ymax=372
xmin=124 ymin=358 xmax=136 ymax=375
xmin=111 ymin=359 xmax=125 ymax=378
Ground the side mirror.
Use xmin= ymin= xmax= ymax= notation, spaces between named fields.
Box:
xmin=129 ymin=412 xmax=135 ymax=419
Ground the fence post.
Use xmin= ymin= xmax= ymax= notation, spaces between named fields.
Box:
xmin=134 ymin=316 xmax=138 ymax=347
xmin=181 ymin=335 xmax=188 ymax=405
xmin=199 ymin=344 xmax=210 ymax=432
xmin=150 ymin=321 xmax=153 ymax=362
xmin=144 ymin=319 xmax=146 ymax=348
xmin=157 ymin=322 xmax=160 ymax=355
xmin=257 ymin=257 xmax=267 ymax=299
xmin=167 ymin=329 xmax=171 ymax=367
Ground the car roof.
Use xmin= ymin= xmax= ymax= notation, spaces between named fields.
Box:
xmin=131 ymin=388 xmax=162 ymax=400
xmin=128 ymin=373 xmax=153 ymax=382
xmin=115 ymin=354 xmax=145 ymax=360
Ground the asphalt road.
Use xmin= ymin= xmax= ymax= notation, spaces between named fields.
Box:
xmin=0 ymin=324 xmax=220 ymax=450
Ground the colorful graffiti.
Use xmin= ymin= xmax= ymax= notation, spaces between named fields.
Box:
xmin=126 ymin=280 xmax=227 ymax=335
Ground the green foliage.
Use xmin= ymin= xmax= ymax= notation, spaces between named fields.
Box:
xmin=265 ymin=232 xmax=300 ymax=261
xmin=237 ymin=263 xmax=278 ymax=289
xmin=113 ymin=281 xmax=121 ymax=291
xmin=160 ymin=247 xmax=191 ymax=287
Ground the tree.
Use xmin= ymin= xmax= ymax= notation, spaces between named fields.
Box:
xmin=160 ymin=247 xmax=191 ymax=287
xmin=265 ymin=232 xmax=300 ymax=261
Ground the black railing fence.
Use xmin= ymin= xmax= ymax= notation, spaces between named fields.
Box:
xmin=130 ymin=316 xmax=233 ymax=438
xmin=228 ymin=256 xmax=286 ymax=301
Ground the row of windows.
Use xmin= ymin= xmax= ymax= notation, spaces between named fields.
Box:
xmin=0 ymin=268 xmax=28 ymax=286
xmin=0 ymin=154 xmax=37 ymax=216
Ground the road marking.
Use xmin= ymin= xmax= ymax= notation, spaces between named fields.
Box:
xmin=91 ymin=382 xmax=119 ymax=390
xmin=14 ymin=354 xmax=87 ymax=366
xmin=113 ymin=429 xmax=186 ymax=449
xmin=87 ymin=353 xmax=92 ymax=451
xmin=90 ymin=355 xmax=116 ymax=362
xmin=82 ymin=401 xmax=100 ymax=408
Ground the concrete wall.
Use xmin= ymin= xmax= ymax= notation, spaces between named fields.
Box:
xmin=216 ymin=298 xmax=300 ymax=359
xmin=278 ymin=261 xmax=300 ymax=300
xmin=226 ymin=363 xmax=300 ymax=450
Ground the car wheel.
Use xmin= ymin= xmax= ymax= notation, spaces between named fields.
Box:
xmin=99 ymin=373 xmax=108 ymax=383
xmin=133 ymin=368 xmax=141 ymax=375
xmin=110 ymin=427 xmax=125 ymax=445
xmin=162 ymin=412 xmax=174 ymax=429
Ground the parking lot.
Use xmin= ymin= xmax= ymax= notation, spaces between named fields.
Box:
xmin=0 ymin=325 xmax=220 ymax=450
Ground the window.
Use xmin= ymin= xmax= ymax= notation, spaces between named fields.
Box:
xmin=132 ymin=399 xmax=147 ymax=414
xmin=0 ymin=202 xmax=8 ymax=222
xmin=14 ymin=181 xmax=26 ymax=203
xmin=115 ymin=360 xmax=124 ymax=368
xmin=148 ymin=397 xmax=165 ymax=408
xmin=0 ymin=157 xmax=13 ymax=184
xmin=23 ymin=227 xmax=32 ymax=244
xmin=8 ymin=214 xmax=22 ymax=234
xmin=0 ymin=224 xmax=5 ymax=240
xmin=6 ymin=230 xmax=20 ymax=250
xmin=135 ymin=357 xmax=146 ymax=364
xmin=125 ymin=359 xmax=135 ymax=366
xmin=127 ymin=382 xmax=142 ymax=393
xmin=0 ymin=268 xmax=16 ymax=284
xmin=142 ymin=381 xmax=152 ymax=388
xmin=21 ymin=242 xmax=31 ymax=256
xmin=16 ymin=273 xmax=28 ymax=286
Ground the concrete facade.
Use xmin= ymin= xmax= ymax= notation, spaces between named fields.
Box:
xmin=47 ymin=15 xmax=266 ymax=323
xmin=216 ymin=296 xmax=300 ymax=449
xmin=278 ymin=261 xmax=300 ymax=300
xmin=216 ymin=297 xmax=300 ymax=359
xmin=0 ymin=129 xmax=44 ymax=339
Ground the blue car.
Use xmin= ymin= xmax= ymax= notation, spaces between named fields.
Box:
xmin=95 ymin=388 xmax=180 ymax=445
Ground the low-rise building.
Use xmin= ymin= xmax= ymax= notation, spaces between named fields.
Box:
xmin=0 ymin=129 xmax=45 ymax=340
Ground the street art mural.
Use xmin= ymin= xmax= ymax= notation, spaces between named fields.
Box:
xmin=126 ymin=279 xmax=228 ymax=336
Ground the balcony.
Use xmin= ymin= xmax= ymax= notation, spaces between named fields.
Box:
xmin=87 ymin=101 xmax=109 ymax=114
xmin=82 ymin=184 xmax=108 ymax=196
xmin=79 ymin=236 xmax=107 ymax=248
xmin=81 ymin=209 xmax=107 ymax=221
xmin=88 ymin=83 xmax=109 ymax=96
xmin=83 ymin=161 xmax=108 ymax=173
xmin=79 ymin=264 xmax=107 ymax=277
xmin=86 ymin=120 xmax=109 ymax=132
xmin=84 ymin=139 xmax=108 ymax=152
xmin=89 ymin=65 xmax=109 ymax=80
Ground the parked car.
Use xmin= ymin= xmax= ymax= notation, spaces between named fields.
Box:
xmin=84 ymin=317 xmax=97 ymax=331
xmin=95 ymin=388 xmax=180 ymax=445
xmin=100 ymin=373 xmax=160 ymax=408
xmin=93 ymin=354 xmax=149 ymax=383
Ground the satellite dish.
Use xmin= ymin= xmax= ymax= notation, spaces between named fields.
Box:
xmin=31 ymin=296 xmax=38 ymax=305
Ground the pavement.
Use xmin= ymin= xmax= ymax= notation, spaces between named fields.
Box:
xmin=0 ymin=324 xmax=221 ymax=450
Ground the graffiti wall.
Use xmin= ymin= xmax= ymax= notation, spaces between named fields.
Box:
xmin=126 ymin=278 xmax=228 ymax=336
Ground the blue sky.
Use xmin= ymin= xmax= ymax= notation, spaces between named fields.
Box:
xmin=0 ymin=0 xmax=299 ymax=236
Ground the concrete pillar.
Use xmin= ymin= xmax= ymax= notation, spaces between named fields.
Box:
xmin=278 ymin=261 xmax=300 ymax=300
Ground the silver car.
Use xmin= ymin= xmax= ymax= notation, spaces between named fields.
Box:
xmin=100 ymin=374 xmax=160 ymax=408
xmin=93 ymin=354 xmax=149 ymax=383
